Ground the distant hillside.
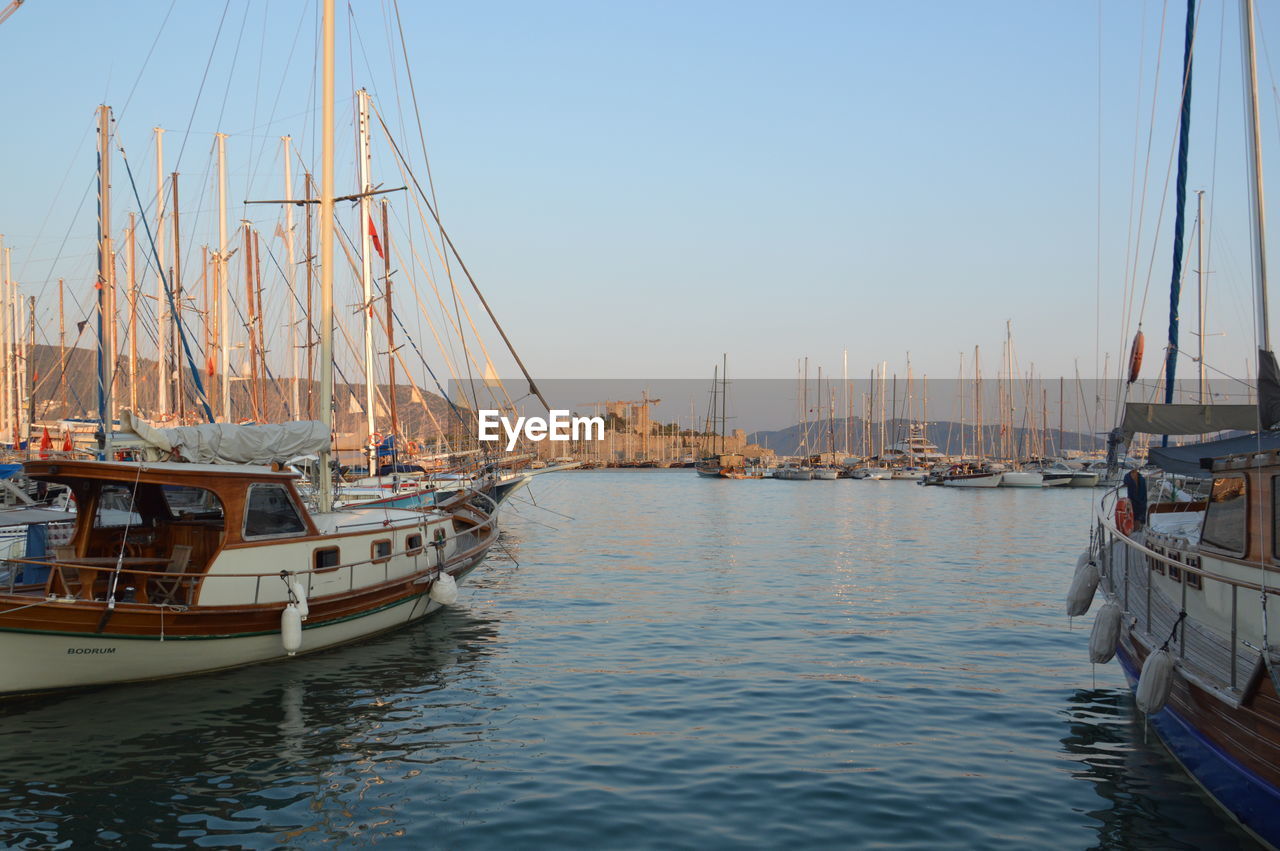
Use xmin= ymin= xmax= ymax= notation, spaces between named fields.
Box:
xmin=27 ymin=344 xmax=458 ymax=437
xmin=747 ymin=417 xmax=1102 ymax=458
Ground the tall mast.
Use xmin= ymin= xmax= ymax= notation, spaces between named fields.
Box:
xmin=317 ymin=0 xmax=336 ymax=513
xmin=171 ymin=170 xmax=184 ymax=421
xmin=154 ymin=127 xmax=167 ymax=417
xmin=1163 ymin=0 xmax=1196 ymax=424
xmin=127 ymin=213 xmax=138 ymax=412
xmin=216 ymin=132 xmax=230 ymax=422
xmin=283 ymin=135 xmax=300 ymax=419
xmin=304 ymin=172 xmax=315 ymax=419
xmin=57 ymin=277 xmax=66 ymax=415
xmin=1243 ymin=0 xmax=1270 ymax=354
xmin=96 ymin=104 xmax=113 ymax=458
xmin=720 ymin=353 xmax=727 ymax=454
xmin=357 ymin=88 xmax=378 ymax=475
xmin=382 ymin=199 xmax=398 ymax=448
xmin=25 ymin=296 xmax=33 ymax=440
xmin=974 ymin=346 xmax=983 ymax=458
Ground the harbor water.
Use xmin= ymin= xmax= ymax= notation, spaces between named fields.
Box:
xmin=0 ymin=470 xmax=1261 ymax=848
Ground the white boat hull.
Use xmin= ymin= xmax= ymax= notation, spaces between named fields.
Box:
xmin=1000 ymin=471 xmax=1043 ymax=488
xmin=0 ymin=588 xmax=461 ymax=695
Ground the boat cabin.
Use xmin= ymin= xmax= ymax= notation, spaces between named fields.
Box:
xmin=23 ymin=459 xmax=318 ymax=603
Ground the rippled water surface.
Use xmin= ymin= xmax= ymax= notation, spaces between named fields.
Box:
xmin=0 ymin=471 xmax=1262 ymax=848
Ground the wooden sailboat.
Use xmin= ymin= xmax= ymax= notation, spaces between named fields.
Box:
xmin=0 ymin=0 xmax=497 ymax=697
xmin=1078 ymin=2 xmax=1280 ymax=843
xmin=694 ymin=355 xmax=760 ymax=479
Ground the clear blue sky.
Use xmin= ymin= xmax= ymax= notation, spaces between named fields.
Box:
xmin=2 ymin=0 xmax=1280 ymax=391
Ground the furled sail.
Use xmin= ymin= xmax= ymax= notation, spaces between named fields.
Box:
xmin=119 ymin=411 xmax=330 ymax=465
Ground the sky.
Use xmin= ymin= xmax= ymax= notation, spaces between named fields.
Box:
xmin=3 ymin=0 xmax=1280 ymax=399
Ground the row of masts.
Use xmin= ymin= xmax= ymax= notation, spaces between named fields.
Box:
xmin=79 ymin=81 xmax=417 ymax=473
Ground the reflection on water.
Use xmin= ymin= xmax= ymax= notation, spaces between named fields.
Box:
xmin=1061 ymin=688 xmax=1261 ymax=850
xmin=0 ymin=608 xmax=503 ymax=847
xmin=0 ymin=471 xmax=1259 ymax=848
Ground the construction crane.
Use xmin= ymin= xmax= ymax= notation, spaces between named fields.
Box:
xmin=0 ymin=0 xmax=24 ymax=26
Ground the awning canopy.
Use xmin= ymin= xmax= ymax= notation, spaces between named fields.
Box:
xmin=0 ymin=507 xmax=76 ymax=527
xmin=1122 ymin=403 xmax=1259 ymax=440
xmin=1147 ymin=432 xmax=1280 ymax=478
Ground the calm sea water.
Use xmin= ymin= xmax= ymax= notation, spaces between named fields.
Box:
xmin=0 ymin=471 xmax=1262 ymax=849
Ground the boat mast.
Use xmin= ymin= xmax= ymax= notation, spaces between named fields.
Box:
xmin=171 ymin=170 xmax=184 ymax=421
xmin=317 ymin=0 xmax=336 ymax=513
xmin=974 ymin=346 xmax=983 ymax=459
xmin=383 ymin=199 xmax=398 ymax=450
xmin=154 ymin=127 xmax=167 ymax=418
xmin=1162 ymin=0 xmax=1196 ymax=444
xmin=57 ymin=277 xmax=66 ymax=415
xmin=357 ymin=88 xmax=378 ymax=476
xmin=720 ymin=353 xmax=727 ymax=455
xmin=1242 ymin=0 xmax=1270 ymax=355
xmin=127 ymin=213 xmax=138 ymax=413
xmin=283 ymin=136 xmax=300 ymax=419
xmin=216 ymin=132 xmax=230 ymax=422
xmin=96 ymin=105 xmax=114 ymax=458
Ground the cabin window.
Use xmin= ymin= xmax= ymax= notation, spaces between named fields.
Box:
xmin=94 ymin=484 xmax=143 ymax=528
xmin=1186 ymin=556 xmax=1202 ymax=590
xmin=1201 ymin=475 xmax=1247 ymax=554
xmin=314 ymin=546 xmax=340 ymax=572
xmin=243 ymin=483 xmax=307 ymax=540
xmin=372 ymin=539 xmax=392 ymax=563
xmin=161 ymin=485 xmax=224 ymax=522
xmin=406 ymin=533 xmax=423 ymax=555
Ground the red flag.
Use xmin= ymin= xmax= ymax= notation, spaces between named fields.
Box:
xmin=38 ymin=427 xmax=52 ymax=459
xmin=368 ymin=215 xmax=384 ymax=260
xmin=61 ymin=433 xmax=73 ymax=453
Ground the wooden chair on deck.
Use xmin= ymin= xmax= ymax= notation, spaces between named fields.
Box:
xmin=152 ymin=545 xmax=193 ymax=605
xmin=50 ymin=546 xmax=89 ymax=597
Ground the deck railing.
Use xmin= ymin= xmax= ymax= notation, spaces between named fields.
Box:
xmin=1095 ymin=484 xmax=1276 ymax=702
xmin=0 ymin=505 xmax=496 ymax=608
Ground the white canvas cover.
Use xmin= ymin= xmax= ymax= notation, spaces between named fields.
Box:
xmin=119 ymin=411 xmax=330 ymax=465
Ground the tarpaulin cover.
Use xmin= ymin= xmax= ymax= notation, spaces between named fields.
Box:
xmin=119 ymin=411 xmax=330 ymax=466
xmin=1121 ymin=402 xmax=1258 ymax=440
xmin=1147 ymin=432 xmax=1280 ymax=478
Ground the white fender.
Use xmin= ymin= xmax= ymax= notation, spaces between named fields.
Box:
xmin=1089 ymin=602 xmax=1122 ymax=664
xmin=281 ymin=603 xmax=303 ymax=656
xmin=1135 ymin=648 xmax=1174 ymax=714
xmin=430 ymin=570 xmax=458 ymax=606
xmin=1066 ymin=557 xmax=1100 ymax=617
xmin=290 ymin=579 xmax=309 ymax=620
